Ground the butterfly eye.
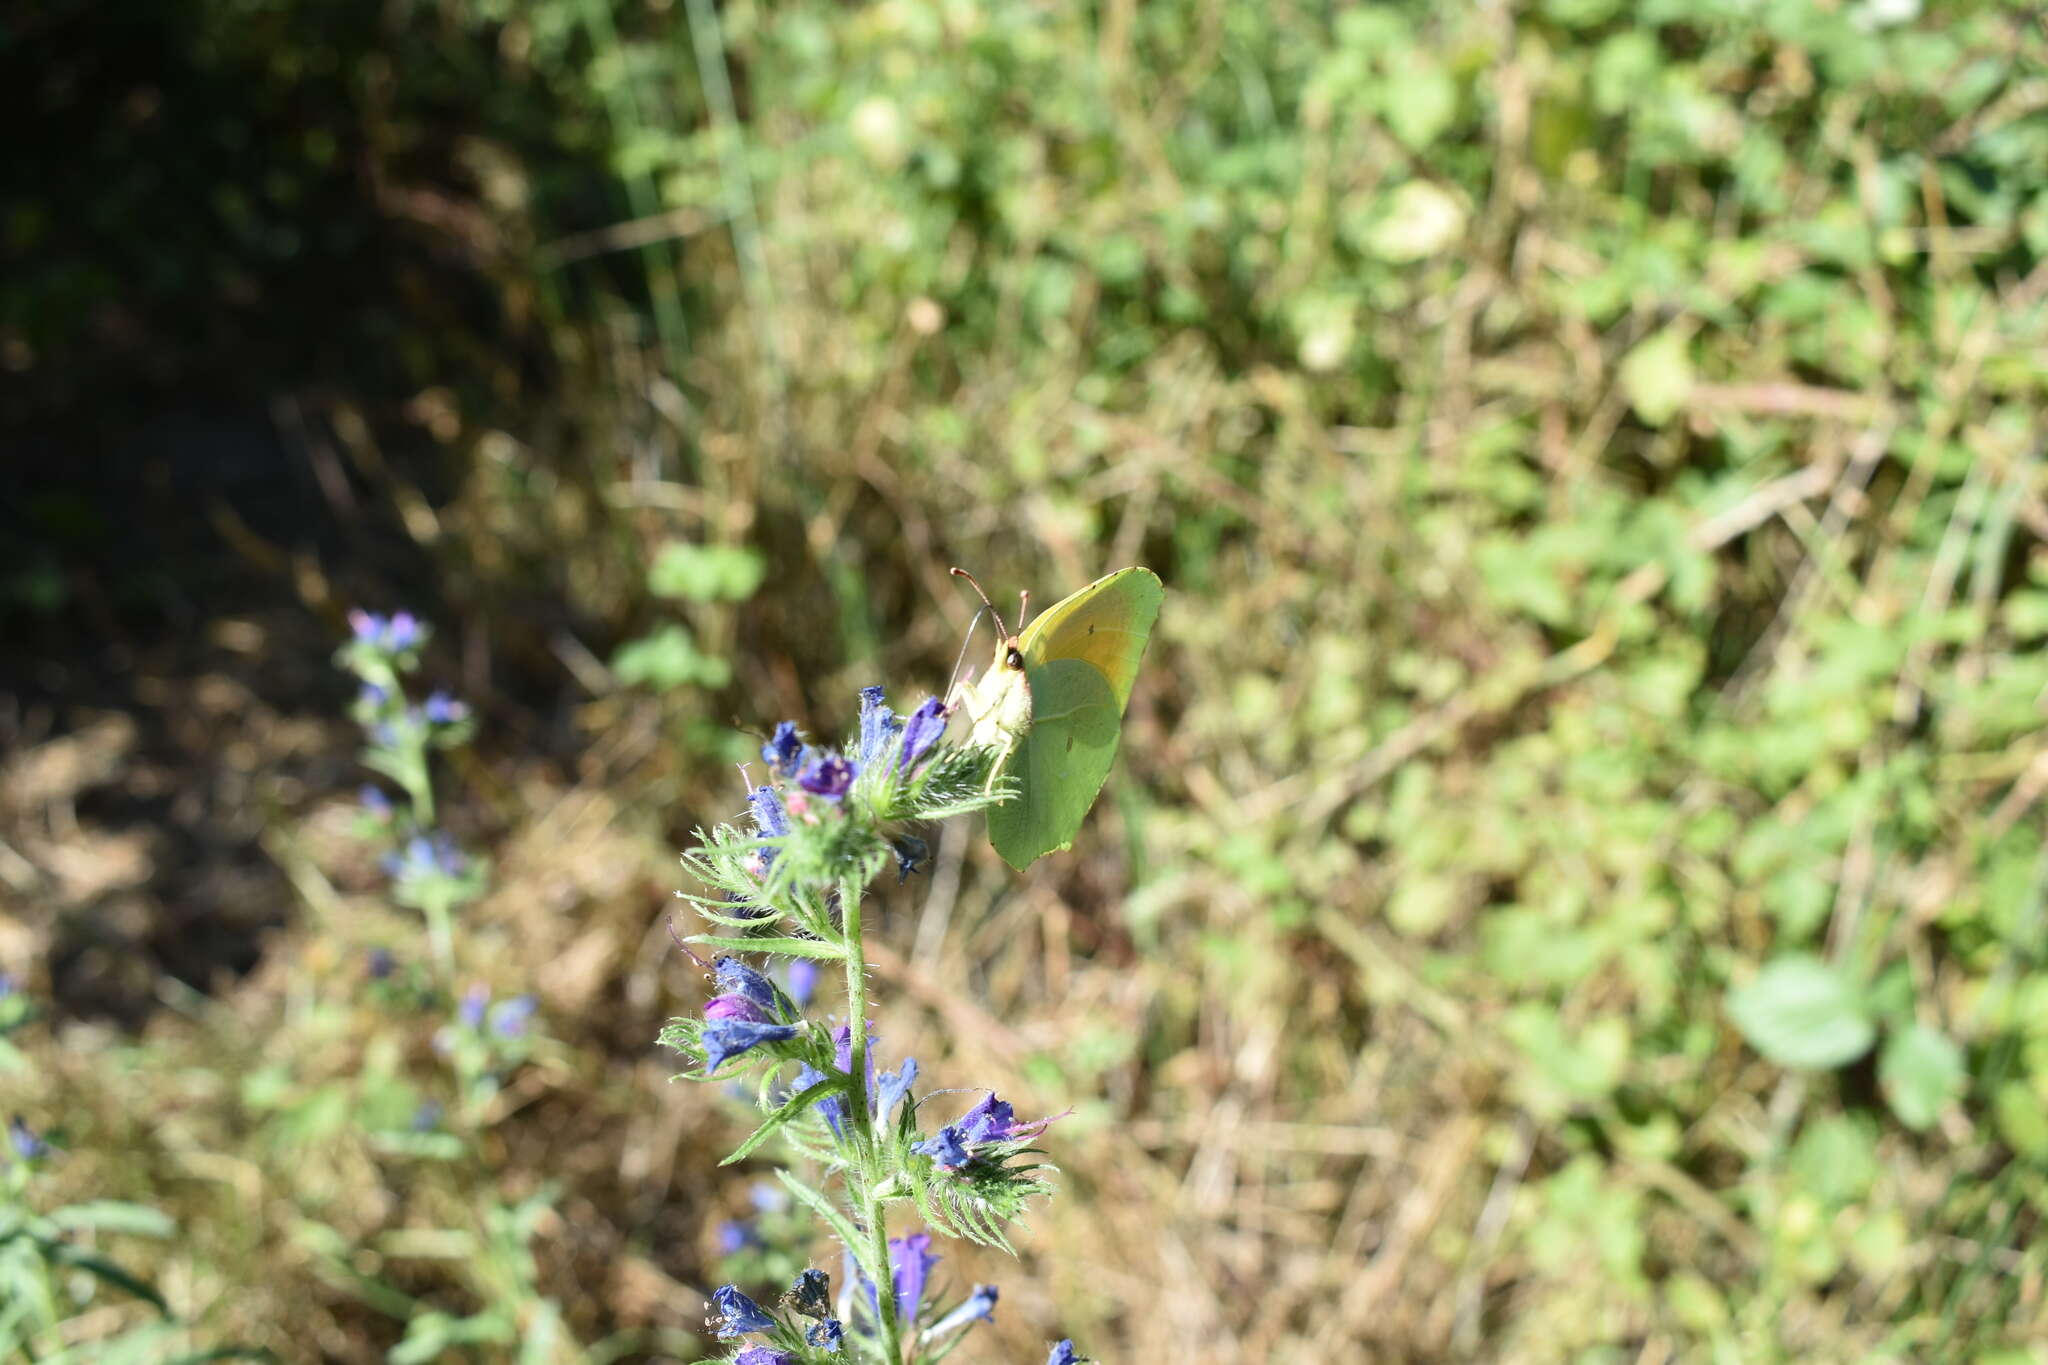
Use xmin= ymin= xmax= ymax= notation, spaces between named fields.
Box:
xmin=1006 ymin=647 xmax=1024 ymax=671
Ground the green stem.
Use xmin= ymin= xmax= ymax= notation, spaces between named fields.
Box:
xmin=423 ymin=890 xmax=454 ymax=980
xmin=839 ymin=877 xmax=903 ymax=1365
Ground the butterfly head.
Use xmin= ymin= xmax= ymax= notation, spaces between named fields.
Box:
xmin=951 ymin=568 xmax=1030 ymax=676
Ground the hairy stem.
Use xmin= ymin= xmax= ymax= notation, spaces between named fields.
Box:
xmin=839 ymin=876 xmax=903 ymax=1364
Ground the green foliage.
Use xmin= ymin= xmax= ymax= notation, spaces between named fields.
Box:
xmin=12 ymin=0 xmax=2048 ymax=1359
xmin=1728 ymin=956 xmax=1876 ymax=1072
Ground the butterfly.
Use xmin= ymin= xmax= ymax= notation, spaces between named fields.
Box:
xmin=947 ymin=566 xmax=1163 ymax=870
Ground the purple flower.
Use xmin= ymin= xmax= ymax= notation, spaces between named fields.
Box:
xmin=794 ymin=1063 xmax=843 ymax=1136
xmin=889 ymin=1233 xmax=939 ymax=1326
xmin=490 ymin=995 xmax=537 ymax=1039
xmin=383 ymin=833 xmax=465 ymax=881
xmin=357 ymin=682 xmax=389 ymax=709
xmin=911 ymin=1125 xmax=971 ymax=1169
xmin=385 ymin=611 xmax=422 ymax=651
xmin=750 ymin=1181 xmax=789 ymax=1214
xmin=365 ymin=948 xmax=396 ymax=981
xmin=0 ymin=972 xmax=15 ymax=1000
xmin=360 ymin=785 xmax=393 ymax=817
xmin=784 ymin=959 xmax=818 ymax=1008
xmin=702 ymin=1019 xmax=800 ymax=1073
xmin=761 ymin=721 xmax=804 ymax=778
xmin=898 ymin=697 xmax=947 ymax=770
xmin=748 ymin=785 xmax=790 ymax=869
xmin=875 ymin=1057 xmax=918 ymax=1122
xmin=806 ymin=1318 xmax=844 ymax=1350
xmin=734 ymin=1348 xmax=793 ymax=1365
xmin=8 ymin=1117 xmax=46 ymax=1161
xmin=459 ymin=984 xmax=490 ymax=1029
xmin=924 ymin=1284 xmax=999 ymax=1338
xmin=912 ymin=1091 xmax=1053 ymax=1169
xmin=714 ymin=958 xmax=781 ymax=1016
xmin=716 ymin=1220 xmax=756 ymax=1255
xmin=349 ymin=609 xmax=382 ymax=643
xmin=1046 ymin=1341 xmax=1086 ymax=1365
xmin=424 ymin=690 xmax=468 ymax=725
xmin=710 ymin=1284 xmax=776 ymax=1338
xmin=704 ymin=993 xmax=772 ymax=1024
xmin=956 ymin=1093 xmax=1019 ymax=1143
xmin=797 ymin=755 xmax=854 ymax=799
xmin=786 ymin=1267 xmax=831 ymax=1317
xmin=857 ymin=686 xmax=902 ymax=767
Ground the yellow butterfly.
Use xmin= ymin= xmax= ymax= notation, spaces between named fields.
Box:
xmin=948 ymin=567 xmax=1163 ymax=869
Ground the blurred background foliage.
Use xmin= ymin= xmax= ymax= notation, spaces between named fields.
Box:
xmin=4 ymin=0 xmax=2048 ymax=1359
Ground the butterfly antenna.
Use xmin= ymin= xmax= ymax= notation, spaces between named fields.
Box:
xmin=1017 ymin=589 xmax=1031 ymax=630
xmin=949 ymin=567 xmax=1011 ymax=638
xmin=944 ymin=602 xmax=989 ymax=700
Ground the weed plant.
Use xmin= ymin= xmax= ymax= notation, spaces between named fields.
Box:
xmin=662 ymin=688 xmax=1089 ymax=1364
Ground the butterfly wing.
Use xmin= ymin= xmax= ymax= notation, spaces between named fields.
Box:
xmin=988 ymin=567 xmax=1163 ymax=869
xmin=1016 ymin=567 xmax=1163 ymax=710
xmin=986 ymin=658 xmax=1122 ymax=869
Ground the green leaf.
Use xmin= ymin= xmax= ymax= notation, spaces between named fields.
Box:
xmin=647 ymin=543 xmax=765 ymax=601
xmin=611 ymin=625 xmax=731 ymax=690
xmin=1619 ymin=327 xmax=1695 ymax=426
xmin=1879 ymin=1024 xmax=1965 ymax=1130
xmin=1726 ymin=955 xmax=1875 ymax=1070
xmin=778 ymin=1170 xmax=880 ymax=1285
xmin=39 ymin=1241 xmax=171 ymax=1314
xmin=47 ymin=1201 xmax=175 ymax=1238
xmin=684 ymin=934 xmax=846 ymax=961
xmin=720 ymin=1073 xmax=850 ymax=1166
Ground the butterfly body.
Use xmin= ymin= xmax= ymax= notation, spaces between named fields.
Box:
xmin=949 ymin=566 xmax=1163 ymax=870
xmin=949 ymin=634 xmax=1035 ymax=784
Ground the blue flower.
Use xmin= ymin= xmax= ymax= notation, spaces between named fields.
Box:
xmin=889 ymin=1233 xmax=938 ymax=1327
xmin=702 ymin=1019 xmax=800 ymax=1073
xmin=761 ymin=721 xmax=804 ymax=778
xmin=955 ymin=1092 xmax=1018 ymax=1143
xmin=805 ymin=1318 xmax=844 ymax=1350
xmin=923 ymin=1284 xmax=998 ymax=1338
xmin=0 ymin=972 xmax=15 ymax=1000
xmin=784 ymin=959 xmax=819 ymax=1008
xmin=385 ymin=611 xmax=422 ymax=651
xmin=794 ymin=1062 xmax=844 ymax=1136
xmin=348 ymin=609 xmax=383 ymax=644
xmin=424 ymin=690 xmax=468 ymax=725
xmin=410 ymin=1100 xmax=443 ymax=1132
xmin=358 ymin=681 xmax=390 ymax=709
xmin=714 ymin=958 xmax=781 ymax=1016
xmin=750 ymin=1181 xmax=789 ymax=1214
xmin=383 ymin=833 xmax=465 ymax=881
xmin=910 ymin=1125 xmax=971 ymax=1169
xmin=898 ymin=697 xmax=947 ymax=770
xmin=710 ymin=1284 xmax=776 ymax=1338
xmin=1046 ymin=1340 xmax=1087 ymax=1365
xmin=735 ymin=1348 xmax=794 ymax=1365
xmin=360 ymin=785 xmax=393 ymax=817
xmin=716 ymin=1220 xmax=756 ymax=1255
xmin=366 ymin=948 xmax=396 ymax=981
xmin=704 ymin=992 xmax=772 ymax=1024
xmin=857 ymin=686 xmax=903 ymax=768
xmin=875 ymin=1057 xmax=918 ymax=1122
xmin=8 ymin=1117 xmax=46 ymax=1161
xmin=786 ymin=1267 xmax=831 ymax=1317
xmin=912 ymin=1091 xmax=1052 ymax=1170
xmin=797 ymin=755 xmax=854 ymax=799
xmin=458 ymin=985 xmax=490 ymax=1030
xmin=489 ymin=995 xmax=537 ymax=1039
